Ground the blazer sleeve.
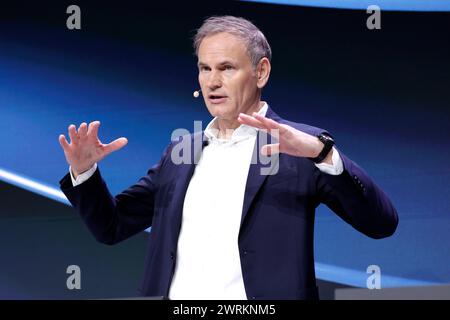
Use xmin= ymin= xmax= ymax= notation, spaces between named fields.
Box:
xmin=314 ymin=148 xmax=399 ymax=239
xmin=59 ymin=143 xmax=172 ymax=245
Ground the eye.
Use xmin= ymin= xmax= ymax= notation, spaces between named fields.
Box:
xmin=224 ymin=65 xmax=234 ymax=70
xmin=199 ymin=66 xmax=210 ymax=72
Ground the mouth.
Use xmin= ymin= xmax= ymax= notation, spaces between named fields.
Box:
xmin=208 ymin=94 xmax=228 ymax=104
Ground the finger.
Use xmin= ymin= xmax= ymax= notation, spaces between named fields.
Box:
xmin=261 ymin=143 xmax=280 ymax=156
xmin=58 ymin=134 xmax=70 ymax=150
xmin=237 ymin=113 xmax=265 ymax=129
xmin=239 ymin=113 xmax=280 ymax=134
xmin=253 ymin=113 xmax=284 ymax=132
xmin=87 ymin=121 xmax=100 ymax=139
xmin=68 ymin=124 xmax=79 ymax=145
xmin=103 ymin=137 xmax=128 ymax=155
xmin=78 ymin=122 xmax=88 ymax=139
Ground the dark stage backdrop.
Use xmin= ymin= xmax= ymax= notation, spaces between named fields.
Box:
xmin=0 ymin=0 xmax=449 ymax=298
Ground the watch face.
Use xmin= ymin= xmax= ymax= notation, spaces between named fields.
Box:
xmin=321 ymin=134 xmax=333 ymax=143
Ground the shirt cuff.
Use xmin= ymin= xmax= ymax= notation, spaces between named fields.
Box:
xmin=70 ymin=163 xmax=98 ymax=186
xmin=314 ymin=147 xmax=343 ymax=175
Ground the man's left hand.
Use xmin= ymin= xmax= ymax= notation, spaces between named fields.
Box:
xmin=238 ymin=112 xmax=333 ymax=165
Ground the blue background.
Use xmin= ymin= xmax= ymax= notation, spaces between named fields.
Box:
xmin=0 ymin=0 xmax=449 ymax=292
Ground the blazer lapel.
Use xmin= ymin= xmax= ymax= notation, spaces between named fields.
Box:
xmin=240 ymin=106 xmax=282 ymax=228
xmin=168 ymin=131 xmax=207 ymax=248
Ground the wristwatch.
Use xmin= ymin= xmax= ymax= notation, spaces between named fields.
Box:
xmin=309 ymin=133 xmax=335 ymax=164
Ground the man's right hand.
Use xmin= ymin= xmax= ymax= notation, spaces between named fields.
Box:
xmin=58 ymin=121 xmax=128 ymax=179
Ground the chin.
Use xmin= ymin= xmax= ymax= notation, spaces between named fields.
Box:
xmin=207 ymin=104 xmax=235 ymax=120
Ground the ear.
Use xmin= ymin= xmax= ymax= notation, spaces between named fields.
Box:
xmin=256 ymin=57 xmax=271 ymax=89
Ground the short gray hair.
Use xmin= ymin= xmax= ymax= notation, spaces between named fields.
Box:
xmin=193 ymin=16 xmax=272 ymax=69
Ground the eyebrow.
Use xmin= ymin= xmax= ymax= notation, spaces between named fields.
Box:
xmin=197 ymin=60 xmax=236 ymax=68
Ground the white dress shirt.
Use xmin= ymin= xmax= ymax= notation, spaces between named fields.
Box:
xmin=70 ymin=103 xmax=343 ymax=300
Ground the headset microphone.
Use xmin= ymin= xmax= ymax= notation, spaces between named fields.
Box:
xmin=193 ymin=89 xmax=201 ymax=98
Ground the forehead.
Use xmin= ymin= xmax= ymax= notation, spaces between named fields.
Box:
xmin=198 ymin=32 xmax=251 ymax=65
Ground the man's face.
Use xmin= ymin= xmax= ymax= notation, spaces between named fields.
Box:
xmin=197 ymin=32 xmax=260 ymax=121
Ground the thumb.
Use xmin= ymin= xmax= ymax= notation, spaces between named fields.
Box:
xmin=261 ymin=143 xmax=280 ymax=156
xmin=103 ymin=137 xmax=128 ymax=155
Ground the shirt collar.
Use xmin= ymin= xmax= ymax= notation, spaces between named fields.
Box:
xmin=204 ymin=102 xmax=268 ymax=144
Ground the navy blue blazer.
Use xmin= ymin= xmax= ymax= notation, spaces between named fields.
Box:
xmin=60 ymin=107 xmax=398 ymax=300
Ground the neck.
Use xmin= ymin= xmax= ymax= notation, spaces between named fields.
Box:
xmin=216 ymin=101 xmax=264 ymax=139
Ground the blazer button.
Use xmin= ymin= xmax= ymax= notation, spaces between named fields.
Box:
xmin=170 ymin=252 xmax=174 ymax=260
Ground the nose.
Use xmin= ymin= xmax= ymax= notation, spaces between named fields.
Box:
xmin=207 ymin=71 xmax=222 ymax=90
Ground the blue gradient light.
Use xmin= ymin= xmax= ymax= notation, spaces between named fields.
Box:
xmin=0 ymin=167 xmax=70 ymax=205
xmin=244 ymin=0 xmax=450 ymax=11
xmin=315 ymin=263 xmax=442 ymax=288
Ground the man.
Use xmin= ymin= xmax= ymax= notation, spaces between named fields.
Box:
xmin=58 ymin=16 xmax=398 ymax=300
